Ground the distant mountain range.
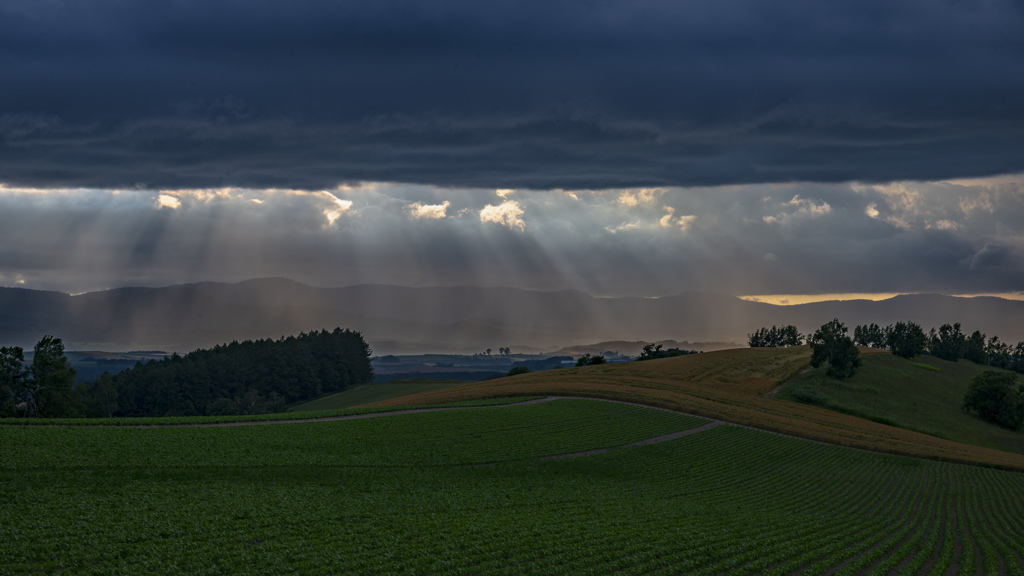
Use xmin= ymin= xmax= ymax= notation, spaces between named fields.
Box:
xmin=1 ymin=278 xmax=1023 ymax=353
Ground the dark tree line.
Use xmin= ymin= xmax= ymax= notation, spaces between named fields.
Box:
xmin=575 ymin=353 xmax=607 ymax=366
xmin=854 ymin=321 xmax=1024 ymax=371
xmin=747 ymin=325 xmax=804 ymax=348
xmin=750 ymin=317 xmax=1024 ymax=378
xmin=636 ymin=344 xmax=700 ymax=361
xmin=752 ymin=318 xmax=1024 ymax=427
xmin=110 ymin=329 xmax=373 ymax=417
xmin=1 ymin=328 xmax=374 ymax=418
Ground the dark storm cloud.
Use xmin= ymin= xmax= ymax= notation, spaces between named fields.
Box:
xmin=2 ymin=0 xmax=1024 ymax=189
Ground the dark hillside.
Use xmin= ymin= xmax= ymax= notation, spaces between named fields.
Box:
xmin=2 ymin=280 xmax=1023 ymax=352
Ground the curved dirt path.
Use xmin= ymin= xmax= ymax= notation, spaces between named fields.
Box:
xmin=65 ymin=396 xmax=565 ymax=428
xmin=11 ymin=394 xmax=959 ymax=464
xmin=19 ymin=395 xmax=720 ymax=429
xmin=541 ymin=420 xmax=723 ymax=460
xmin=9 ymin=395 xmax=732 ymax=460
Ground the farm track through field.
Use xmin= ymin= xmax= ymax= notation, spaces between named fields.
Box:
xmin=27 ymin=393 xmax=1005 ymax=469
xmin=6 ymin=396 xmax=1024 ymax=575
xmin=364 ymin=348 xmax=1024 ymax=471
xmin=541 ymin=420 xmax=724 ymax=459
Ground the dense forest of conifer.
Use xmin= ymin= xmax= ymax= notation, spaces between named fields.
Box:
xmin=99 ymin=328 xmax=373 ymax=417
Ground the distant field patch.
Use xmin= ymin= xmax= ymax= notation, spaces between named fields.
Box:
xmin=289 ymin=380 xmax=470 ymax=412
xmin=2 ymin=399 xmax=1023 ymax=575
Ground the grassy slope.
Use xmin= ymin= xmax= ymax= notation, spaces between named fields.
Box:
xmin=364 ymin=346 xmax=1024 ymax=470
xmin=778 ymin=353 xmax=1024 ymax=455
xmin=288 ymin=380 xmax=468 ymax=412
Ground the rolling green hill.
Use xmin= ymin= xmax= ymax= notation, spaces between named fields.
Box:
xmin=778 ymin=353 xmax=1024 ymax=455
xmin=365 ymin=347 xmax=1024 ymax=470
xmin=3 ymin=398 xmax=1022 ymax=574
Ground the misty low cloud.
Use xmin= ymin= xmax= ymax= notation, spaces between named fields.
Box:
xmin=0 ymin=179 xmax=1022 ymax=297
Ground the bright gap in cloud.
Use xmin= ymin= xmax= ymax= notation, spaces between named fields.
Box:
xmin=2 ymin=176 xmax=1023 ymax=298
xmin=740 ymin=293 xmax=1024 ymax=306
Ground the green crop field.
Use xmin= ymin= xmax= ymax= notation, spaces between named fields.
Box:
xmin=288 ymin=380 xmax=470 ymax=412
xmin=779 ymin=353 xmax=1024 ymax=455
xmin=4 ymin=398 xmax=1024 ymax=575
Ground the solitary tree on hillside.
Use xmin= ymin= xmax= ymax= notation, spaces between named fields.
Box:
xmin=809 ymin=319 xmax=861 ymax=378
xmin=507 ymin=365 xmax=530 ymax=376
xmin=962 ymin=370 xmax=1024 ymax=430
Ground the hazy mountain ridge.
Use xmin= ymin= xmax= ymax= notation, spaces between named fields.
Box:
xmin=1 ymin=279 xmax=1022 ymax=353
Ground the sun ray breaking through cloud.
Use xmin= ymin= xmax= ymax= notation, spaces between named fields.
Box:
xmin=0 ymin=177 xmax=1022 ymax=297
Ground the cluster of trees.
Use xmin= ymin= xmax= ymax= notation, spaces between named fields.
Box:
xmin=747 ymin=325 xmax=803 ymax=348
xmin=507 ymin=365 xmax=531 ymax=376
xmin=853 ymin=321 xmax=933 ymax=358
xmin=809 ymin=319 xmax=862 ymax=378
xmin=476 ymin=348 xmax=514 ymax=356
xmin=575 ymin=353 xmax=607 ymax=366
xmin=636 ymin=344 xmax=699 ymax=361
xmin=854 ymin=321 xmax=1024 ymax=371
xmin=963 ymin=371 xmax=1024 ymax=430
xmin=749 ymin=317 xmax=1024 ymax=381
xmin=746 ymin=320 xmax=859 ymax=378
xmin=1 ymin=336 xmax=79 ymax=418
xmin=1 ymin=328 xmax=374 ymax=419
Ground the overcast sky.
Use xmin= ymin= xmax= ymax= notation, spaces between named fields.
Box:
xmin=2 ymin=1 xmax=1023 ymax=297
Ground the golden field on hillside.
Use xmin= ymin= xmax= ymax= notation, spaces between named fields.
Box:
xmin=367 ymin=347 xmax=1024 ymax=470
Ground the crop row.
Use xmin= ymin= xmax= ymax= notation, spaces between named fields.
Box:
xmin=2 ymin=399 xmax=1023 ymax=575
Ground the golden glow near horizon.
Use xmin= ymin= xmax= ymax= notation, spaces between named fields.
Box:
xmin=741 ymin=293 xmax=1024 ymax=305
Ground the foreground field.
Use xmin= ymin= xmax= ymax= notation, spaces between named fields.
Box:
xmin=366 ymin=348 xmax=1024 ymax=470
xmin=780 ymin=354 xmax=1024 ymax=455
xmin=2 ymin=398 xmax=1024 ymax=575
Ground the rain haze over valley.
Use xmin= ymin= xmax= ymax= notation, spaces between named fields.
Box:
xmin=2 ymin=0 xmax=1024 ymax=353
